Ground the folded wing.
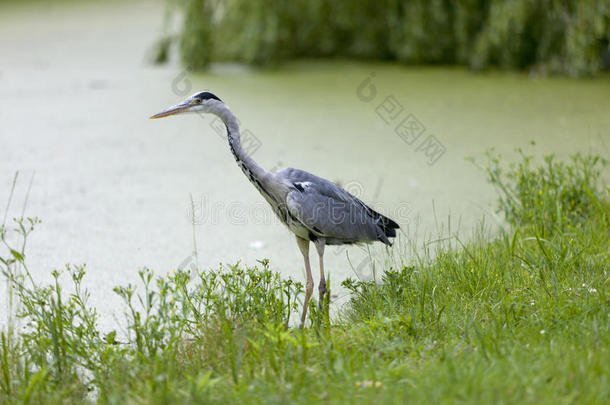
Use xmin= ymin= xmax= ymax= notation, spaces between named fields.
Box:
xmin=278 ymin=168 xmax=399 ymax=245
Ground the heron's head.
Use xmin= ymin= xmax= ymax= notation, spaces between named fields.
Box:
xmin=150 ymin=91 xmax=223 ymax=119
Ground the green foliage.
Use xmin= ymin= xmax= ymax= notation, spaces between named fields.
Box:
xmin=179 ymin=0 xmax=213 ymax=70
xmin=476 ymin=149 xmax=608 ymax=234
xmin=1 ymin=242 xmax=303 ymax=402
xmin=1 ymin=151 xmax=609 ymax=403
xmin=167 ymin=0 xmax=610 ymax=75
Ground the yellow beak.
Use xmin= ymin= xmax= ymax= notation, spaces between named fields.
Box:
xmin=150 ymin=102 xmax=189 ymax=119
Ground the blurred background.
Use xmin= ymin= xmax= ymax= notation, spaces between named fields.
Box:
xmin=1 ymin=0 xmax=609 ymax=328
xmin=166 ymin=0 xmax=610 ymax=75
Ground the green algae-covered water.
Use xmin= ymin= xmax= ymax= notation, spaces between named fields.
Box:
xmin=1 ymin=1 xmax=609 ymax=328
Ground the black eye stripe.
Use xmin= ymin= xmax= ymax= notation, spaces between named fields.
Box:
xmin=193 ymin=91 xmax=222 ymax=102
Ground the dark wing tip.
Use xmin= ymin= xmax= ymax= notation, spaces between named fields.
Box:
xmin=389 ymin=218 xmax=400 ymax=229
xmin=378 ymin=234 xmax=393 ymax=246
xmin=384 ymin=227 xmax=397 ymax=238
xmin=381 ymin=216 xmax=400 ymax=230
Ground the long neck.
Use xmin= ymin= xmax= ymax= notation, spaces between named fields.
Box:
xmin=209 ymin=102 xmax=269 ymax=186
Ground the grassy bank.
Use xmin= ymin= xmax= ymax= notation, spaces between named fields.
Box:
xmin=1 ymin=150 xmax=608 ymax=404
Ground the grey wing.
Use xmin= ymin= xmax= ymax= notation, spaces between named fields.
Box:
xmin=277 ymin=168 xmax=399 ymax=245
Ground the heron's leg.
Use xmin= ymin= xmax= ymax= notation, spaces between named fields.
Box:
xmin=296 ymin=236 xmax=313 ymax=327
xmin=314 ymin=239 xmax=327 ymax=304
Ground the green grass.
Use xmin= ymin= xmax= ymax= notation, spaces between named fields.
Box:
xmin=1 ymin=150 xmax=608 ymax=404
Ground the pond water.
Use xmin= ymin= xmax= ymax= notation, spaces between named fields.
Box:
xmin=1 ymin=1 xmax=609 ymax=329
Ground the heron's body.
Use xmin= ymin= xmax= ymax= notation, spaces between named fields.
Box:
xmin=151 ymin=91 xmax=399 ymax=325
xmin=274 ymin=167 xmax=398 ymax=245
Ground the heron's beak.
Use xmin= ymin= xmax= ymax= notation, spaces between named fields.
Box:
xmin=150 ymin=101 xmax=190 ymax=119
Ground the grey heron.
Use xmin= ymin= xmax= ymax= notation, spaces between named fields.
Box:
xmin=151 ymin=91 xmax=399 ymax=325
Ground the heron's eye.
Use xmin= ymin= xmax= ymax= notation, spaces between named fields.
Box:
xmin=191 ymin=98 xmax=202 ymax=105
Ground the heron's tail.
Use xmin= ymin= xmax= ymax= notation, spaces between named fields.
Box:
xmin=380 ymin=215 xmax=400 ymax=238
xmin=369 ymin=208 xmax=399 ymax=246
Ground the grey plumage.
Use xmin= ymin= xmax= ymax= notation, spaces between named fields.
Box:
xmin=278 ymin=167 xmax=399 ymax=245
xmin=151 ymin=91 xmax=399 ymax=326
